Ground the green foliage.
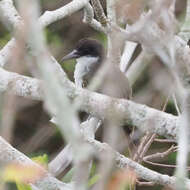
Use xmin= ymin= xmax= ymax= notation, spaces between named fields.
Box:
xmin=16 ymin=182 xmax=31 ymax=190
xmin=88 ymin=174 xmax=100 ymax=188
xmin=44 ymin=28 xmax=62 ymax=47
xmin=0 ymin=33 xmax=11 ymax=48
xmin=88 ymin=161 xmax=100 ymax=187
xmin=89 ymin=162 xmax=96 ymax=177
xmin=61 ymin=60 xmax=76 ymax=73
xmin=15 ymin=154 xmax=48 ymax=190
xmin=94 ymin=33 xmax=107 ymax=49
xmin=32 ymin=154 xmax=49 ymax=166
xmin=168 ymin=152 xmax=177 ymax=164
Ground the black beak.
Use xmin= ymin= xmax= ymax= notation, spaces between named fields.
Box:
xmin=61 ymin=50 xmax=79 ymax=62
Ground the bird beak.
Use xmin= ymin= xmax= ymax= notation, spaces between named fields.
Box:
xmin=61 ymin=50 xmax=79 ymax=62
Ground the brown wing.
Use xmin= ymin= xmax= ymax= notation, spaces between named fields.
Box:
xmin=97 ymin=65 xmax=132 ymax=99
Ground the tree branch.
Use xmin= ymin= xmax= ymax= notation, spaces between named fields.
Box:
xmin=0 ymin=0 xmax=22 ymax=30
xmin=0 ymin=136 xmax=72 ymax=190
xmin=39 ymin=0 xmax=90 ymax=27
xmin=85 ymin=137 xmax=190 ymax=188
xmin=83 ymin=3 xmax=106 ymax=33
xmin=0 ymin=65 xmax=179 ymax=139
xmin=91 ymin=0 xmax=108 ymax=27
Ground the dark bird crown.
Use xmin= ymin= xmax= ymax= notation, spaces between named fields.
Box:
xmin=75 ymin=38 xmax=104 ymax=58
xmin=61 ymin=38 xmax=105 ymax=62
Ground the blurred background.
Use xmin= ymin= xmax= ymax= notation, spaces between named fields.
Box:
xmin=0 ymin=0 xmax=187 ymax=189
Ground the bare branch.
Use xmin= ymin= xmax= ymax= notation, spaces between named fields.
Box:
xmin=83 ymin=3 xmax=106 ymax=33
xmin=144 ymin=160 xmax=179 ymax=169
xmin=0 ymin=65 xmax=180 ymax=140
xmin=48 ymin=144 xmax=73 ymax=177
xmin=85 ymin=137 xmax=185 ymax=187
xmin=133 ymin=132 xmax=153 ymax=162
xmin=0 ymin=67 xmax=42 ymax=99
xmin=154 ymin=139 xmax=177 ymax=143
xmin=106 ymin=0 xmax=116 ymax=24
xmin=91 ymin=0 xmax=108 ymax=27
xmin=178 ymin=0 xmax=190 ymax=42
xmin=39 ymin=0 xmax=90 ymax=27
xmin=172 ymin=94 xmax=181 ymax=115
xmin=0 ymin=0 xmax=22 ymax=30
xmin=0 ymin=38 xmax=16 ymax=67
xmin=175 ymin=92 xmax=190 ymax=189
xmin=120 ymin=41 xmax=138 ymax=72
xmin=139 ymin=134 xmax=157 ymax=160
xmin=0 ymin=136 xmax=72 ymax=190
xmin=0 ymin=0 xmax=91 ymax=68
xmin=136 ymin=180 xmax=155 ymax=186
xmin=144 ymin=145 xmax=177 ymax=161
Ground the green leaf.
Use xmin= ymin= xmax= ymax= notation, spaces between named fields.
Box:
xmin=88 ymin=174 xmax=100 ymax=187
xmin=16 ymin=182 xmax=31 ymax=190
xmin=32 ymin=154 xmax=48 ymax=167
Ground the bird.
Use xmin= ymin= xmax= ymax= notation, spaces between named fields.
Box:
xmin=61 ymin=38 xmax=134 ymax=141
xmin=61 ymin=38 xmax=137 ymax=158
xmin=61 ymin=38 xmax=132 ymax=99
xmin=61 ymin=39 xmax=134 ymax=190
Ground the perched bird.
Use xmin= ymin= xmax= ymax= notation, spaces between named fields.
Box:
xmin=61 ymin=38 xmax=132 ymax=99
xmin=62 ymin=38 xmax=136 ymax=155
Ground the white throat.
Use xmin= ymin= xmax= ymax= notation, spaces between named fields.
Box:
xmin=76 ymin=56 xmax=99 ymax=65
xmin=74 ymin=56 xmax=99 ymax=87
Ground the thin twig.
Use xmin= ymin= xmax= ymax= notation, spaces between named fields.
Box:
xmin=172 ymin=94 xmax=181 ymax=115
xmin=133 ymin=132 xmax=153 ymax=162
xmin=91 ymin=0 xmax=108 ymax=27
xmin=139 ymin=133 xmax=157 ymax=162
xmin=136 ymin=180 xmax=155 ymax=186
xmin=154 ymin=139 xmax=176 ymax=143
xmin=83 ymin=3 xmax=106 ymax=33
xmin=143 ymin=145 xmax=178 ymax=161
xmin=144 ymin=160 xmax=190 ymax=171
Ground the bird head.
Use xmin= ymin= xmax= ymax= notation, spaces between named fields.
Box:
xmin=61 ymin=38 xmax=104 ymax=62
